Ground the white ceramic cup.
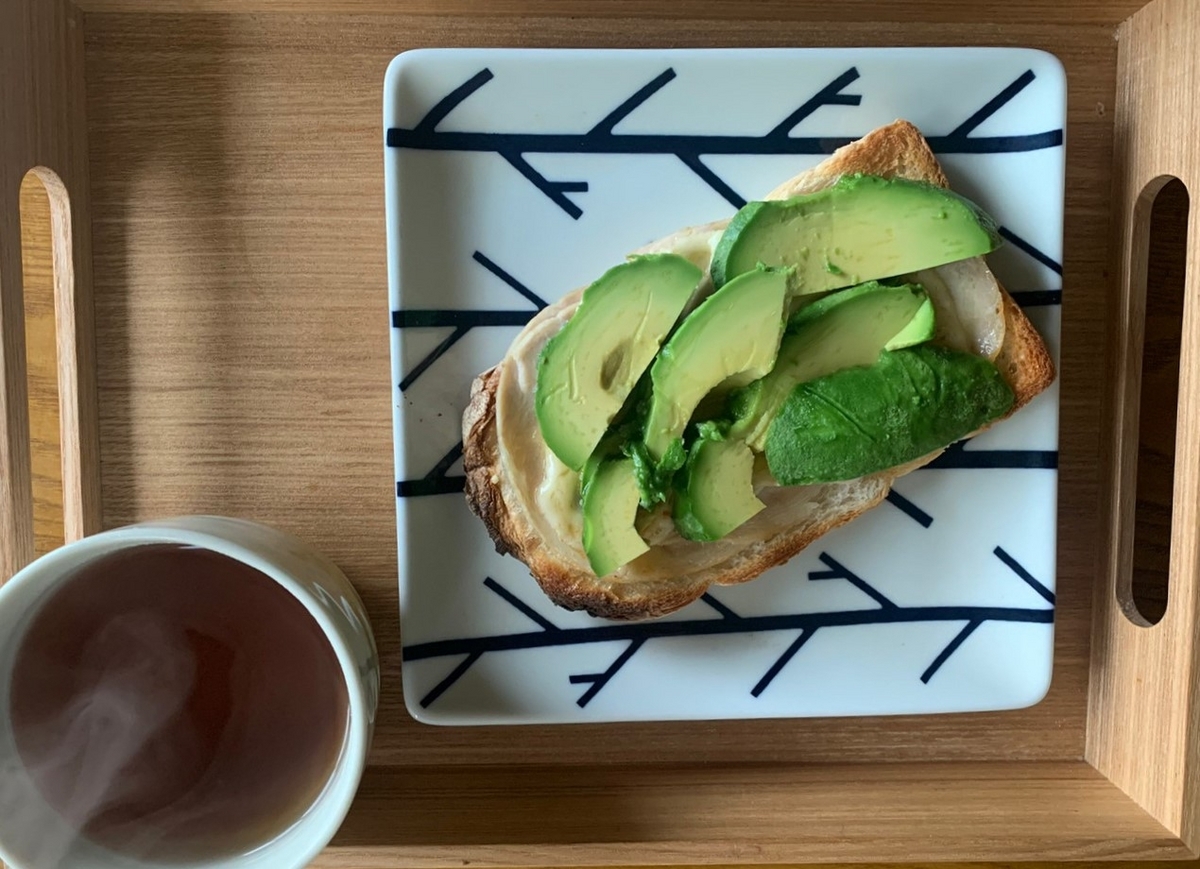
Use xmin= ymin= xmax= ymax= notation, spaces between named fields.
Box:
xmin=0 ymin=516 xmax=380 ymax=869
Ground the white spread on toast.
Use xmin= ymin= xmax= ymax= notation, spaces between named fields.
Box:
xmin=911 ymin=262 xmax=1005 ymax=358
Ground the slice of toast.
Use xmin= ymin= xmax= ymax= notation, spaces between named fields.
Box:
xmin=463 ymin=120 xmax=1056 ymax=621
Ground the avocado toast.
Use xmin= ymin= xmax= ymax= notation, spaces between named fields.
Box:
xmin=463 ymin=120 xmax=1055 ymax=621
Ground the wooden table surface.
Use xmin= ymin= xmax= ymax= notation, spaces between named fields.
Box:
xmin=16 ymin=104 xmax=1190 ymax=869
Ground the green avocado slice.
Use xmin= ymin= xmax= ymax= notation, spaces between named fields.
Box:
xmin=884 ymin=295 xmax=936 ymax=351
xmin=536 ymin=253 xmax=702 ymax=471
xmin=710 ymin=174 xmax=1002 ymax=292
xmin=642 ymin=267 xmax=789 ymax=462
xmin=764 ymin=344 xmax=1015 ymax=486
xmin=581 ymin=457 xmax=649 ymax=577
xmin=730 ymin=281 xmax=934 ymax=451
xmin=672 ymin=426 xmax=765 ymax=542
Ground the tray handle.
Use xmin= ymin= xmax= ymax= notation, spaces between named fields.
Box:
xmin=0 ymin=0 xmax=100 ymax=584
xmin=1090 ymin=0 xmax=1200 ymax=851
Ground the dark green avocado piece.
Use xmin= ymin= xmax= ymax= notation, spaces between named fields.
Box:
xmin=764 ymin=344 xmax=1014 ymax=485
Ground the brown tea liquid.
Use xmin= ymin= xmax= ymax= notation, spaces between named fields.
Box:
xmin=8 ymin=543 xmax=349 ymax=862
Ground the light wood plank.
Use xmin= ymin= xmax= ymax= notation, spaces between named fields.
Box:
xmin=0 ymin=0 xmax=101 ymax=582
xmin=73 ymin=0 xmax=1150 ymax=26
xmin=0 ymin=4 xmax=39 ymax=579
xmin=1090 ymin=0 xmax=1200 ymax=853
xmin=19 ymin=172 xmax=66 ymax=557
xmin=312 ymin=762 xmax=1188 ymax=866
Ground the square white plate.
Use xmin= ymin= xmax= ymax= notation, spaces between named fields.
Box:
xmin=385 ymin=47 xmax=1065 ymax=726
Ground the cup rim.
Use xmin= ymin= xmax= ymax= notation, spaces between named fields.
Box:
xmin=0 ymin=516 xmax=371 ymax=869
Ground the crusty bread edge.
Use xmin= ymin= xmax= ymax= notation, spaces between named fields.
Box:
xmin=463 ymin=120 xmax=1057 ymax=621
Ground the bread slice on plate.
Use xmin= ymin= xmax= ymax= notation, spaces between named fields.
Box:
xmin=462 ymin=120 xmax=1056 ymax=621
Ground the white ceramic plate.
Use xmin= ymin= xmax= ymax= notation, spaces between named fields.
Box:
xmin=385 ymin=47 xmax=1065 ymax=726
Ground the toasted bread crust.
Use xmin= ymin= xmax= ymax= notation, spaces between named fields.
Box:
xmin=462 ymin=120 xmax=1056 ymax=621
xmin=997 ymin=292 xmax=1057 ymax=412
xmin=462 ymin=367 xmax=513 ymax=556
xmin=768 ymin=120 xmax=951 ymax=197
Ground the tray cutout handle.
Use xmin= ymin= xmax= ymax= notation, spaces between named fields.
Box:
xmin=0 ymin=0 xmax=100 ymax=585
xmin=1120 ymin=175 xmax=1189 ymax=627
xmin=1091 ymin=0 xmax=1200 ymax=853
xmin=0 ymin=169 xmax=98 ymax=583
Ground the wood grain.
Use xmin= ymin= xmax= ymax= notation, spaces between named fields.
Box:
xmin=72 ymin=0 xmax=1151 ymax=26
xmin=1090 ymin=0 xmax=1200 ymax=853
xmin=0 ymin=0 xmax=101 ymax=583
xmin=19 ymin=173 xmax=66 ymax=557
xmin=314 ymin=762 xmax=1187 ymax=865
xmin=0 ymin=5 xmax=40 ymax=579
xmin=1 ymin=0 xmax=1189 ymax=863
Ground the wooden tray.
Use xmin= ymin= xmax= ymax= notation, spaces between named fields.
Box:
xmin=3 ymin=0 xmax=1199 ymax=864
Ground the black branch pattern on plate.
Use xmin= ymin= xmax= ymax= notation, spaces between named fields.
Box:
xmin=405 ymin=547 xmax=1054 ymax=709
xmin=394 ymin=250 xmax=546 ymax=394
xmin=388 ymin=66 xmax=1063 ymax=215
xmin=394 ymin=251 xmax=545 ymax=498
